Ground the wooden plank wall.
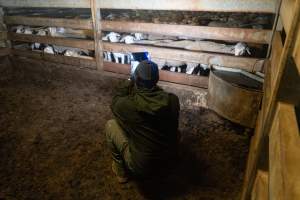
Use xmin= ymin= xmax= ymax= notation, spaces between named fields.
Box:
xmin=0 ymin=0 xmax=277 ymax=12
xmin=3 ymin=7 xmax=271 ymax=87
xmin=242 ymin=0 xmax=300 ymax=199
xmin=269 ymin=103 xmax=300 ymax=200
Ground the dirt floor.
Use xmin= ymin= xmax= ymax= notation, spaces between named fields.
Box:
xmin=0 ymin=57 xmax=250 ymax=200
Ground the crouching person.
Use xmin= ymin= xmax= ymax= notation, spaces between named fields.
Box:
xmin=106 ymin=60 xmax=180 ymax=183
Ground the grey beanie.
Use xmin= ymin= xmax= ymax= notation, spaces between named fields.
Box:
xmin=133 ymin=60 xmax=159 ymax=89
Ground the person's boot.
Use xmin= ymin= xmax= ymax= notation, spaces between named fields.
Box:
xmin=111 ymin=161 xmax=129 ymax=183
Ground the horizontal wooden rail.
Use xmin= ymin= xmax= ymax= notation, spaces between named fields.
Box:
xmin=102 ymin=20 xmax=272 ymax=44
xmin=11 ymin=49 xmax=96 ymax=69
xmin=0 ymin=31 xmax=7 ymax=40
xmin=4 ymin=16 xmax=93 ymax=30
xmin=8 ymin=33 xmax=95 ymax=50
xmin=103 ymin=61 xmax=209 ymax=88
xmin=103 ymin=42 xmax=264 ymax=72
xmin=0 ymin=0 xmax=277 ymax=13
xmin=0 ymin=48 xmax=11 ymax=57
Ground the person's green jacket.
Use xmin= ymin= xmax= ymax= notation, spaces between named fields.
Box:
xmin=111 ymin=80 xmax=180 ymax=176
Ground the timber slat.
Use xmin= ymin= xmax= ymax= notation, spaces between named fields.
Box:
xmin=0 ymin=0 xmax=276 ymax=13
xmin=4 ymin=17 xmax=272 ymax=44
xmin=4 ymin=16 xmax=93 ymax=30
xmin=0 ymin=48 xmax=11 ymax=57
xmin=293 ymin=25 xmax=300 ymax=74
xmin=103 ymin=42 xmax=264 ymax=72
xmin=102 ymin=20 xmax=272 ymax=44
xmin=103 ymin=61 xmax=209 ymax=88
xmin=0 ymin=31 xmax=7 ymax=40
xmin=269 ymin=103 xmax=300 ymax=200
xmin=11 ymin=49 xmax=97 ymax=69
xmin=280 ymin=0 xmax=295 ymax=34
xmin=270 ymin=32 xmax=283 ymax=88
xmin=9 ymin=33 xmax=95 ymax=50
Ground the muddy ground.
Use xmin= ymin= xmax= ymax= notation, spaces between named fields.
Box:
xmin=0 ymin=58 xmax=250 ymax=200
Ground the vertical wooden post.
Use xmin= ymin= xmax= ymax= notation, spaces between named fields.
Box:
xmin=266 ymin=0 xmax=282 ymax=59
xmin=91 ymin=0 xmax=103 ymax=71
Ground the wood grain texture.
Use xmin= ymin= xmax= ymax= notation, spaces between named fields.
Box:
xmin=280 ymin=0 xmax=295 ymax=34
xmin=293 ymin=23 xmax=300 ymax=74
xmin=91 ymin=0 xmax=103 ymax=71
xmin=102 ymin=20 xmax=272 ymax=44
xmin=9 ymin=33 xmax=95 ymax=50
xmin=0 ymin=0 xmax=277 ymax=13
xmin=4 ymin=16 xmax=93 ymax=30
xmin=251 ymin=170 xmax=269 ymax=200
xmin=269 ymin=103 xmax=300 ymax=200
xmin=0 ymin=31 xmax=7 ymax=40
xmin=270 ymin=32 xmax=283 ymax=88
xmin=11 ymin=49 xmax=96 ymax=69
xmin=0 ymin=48 xmax=10 ymax=57
xmin=241 ymin=112 xmax=264 ymax=200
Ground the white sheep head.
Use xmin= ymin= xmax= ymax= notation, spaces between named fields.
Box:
xmin=44 ymin=46 xmax=55 ymax=54
xmin=234 ymin=42 xmax=251 ymax=56
xmin=64 ymin=50 xmax=80 ymax=57
xmin=104 ymin=32 xmax=121 ymax=43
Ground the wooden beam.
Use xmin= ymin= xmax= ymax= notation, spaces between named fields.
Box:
xmin=0 ymin=48 xmax=11 ymax=57
xmin=103 ymin=42 xmax=264 ymax=72
xmin=102 ymin=20 xmax=272 ymax=44
xmin=0 ymin=31 xmax=7 ymax=40
xmin=251 ymin=170 xmax=269 ymax=200
xmin=269 ymin=103 xmax=300 ymax=200
xmin=11 ymin=49 xmax=96 ymax=69
xmin=293 ymin=24 xmax=300 ymax=74
xmin=8 ymin=33 xmax=95 ymax=50
xmin=0 ymin=0 xmax=276 ymax=13
xmin=4 ymin=16 xmax=93 ymax=30
xmin=91 ymin=0 xmax=103 ymax=71
xmin=263 ymin=0 xmax=300 ymax=137
xmin=0 ymin=0 xmax=91 ymax=8
xmin=103 ymin=61 xmax=209 ymax=88
xmin=280 ymin=0 xmax=296 ymax=34
xmin=270 ymin=32 xmax=283 ymax=88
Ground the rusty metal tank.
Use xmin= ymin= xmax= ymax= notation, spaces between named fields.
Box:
xmin=208 ymin=68 xmax=263 ymax=128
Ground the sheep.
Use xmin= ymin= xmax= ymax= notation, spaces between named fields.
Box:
xmin=43 ymin=46 xmax=55 ymax=54
xmin=233 ymin=42 xmax=251 ymax=56
xmin=120 ymin=35 xmax=135 ymax=44
xmin=103 ymin=51 xmax=113 ymax=62
xmin=32 ymin=28 xmax=48 ymax=50
xmin=164 ymin=60 xmax=186 ymax=73
xmin=64 ymin=49 xmax=80 ymax=57
xmin=134 ymin=33 xmax=148 ymax=40
xmin=186 ymin=62 xmax=199 ymax=75
xmin=23 ymin=27 xmax=33 ymax=35
xmin=15 ymin=25 xmax=24 ymax=33
xmin=102 ymin=32 xmax=121 ymax=43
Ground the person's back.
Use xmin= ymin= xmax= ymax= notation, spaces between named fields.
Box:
xmin=106 ymin=60 xmax=180 ymax=182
